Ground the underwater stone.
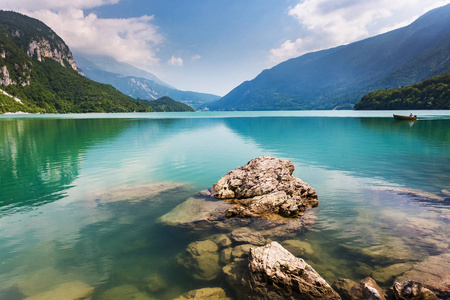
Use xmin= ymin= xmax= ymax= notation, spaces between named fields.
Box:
xmin=28 ymin=281 xmax=94 ymax=300
xmin=173 ymin=287 xmax=231 ymax=300
xmin=281 ymin=239 xmax=314 ymax=257
xmin=230 ymin=227 xmax=266 ymax=246
xmin=177 ymin=240 xmax=221 ymax=281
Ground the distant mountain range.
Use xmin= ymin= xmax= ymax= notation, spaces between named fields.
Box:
xmin=208 ymin=4 xmax=450 ymax=110
xmin=75 ymin=54 xmax=220 ymax=110
xmin=0 ymin=11 xmax=194 ymax=113
xmin=355 ymin=72 xmax=450 ymax=110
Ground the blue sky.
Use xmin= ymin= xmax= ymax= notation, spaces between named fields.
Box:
xmin=3 ymin=0 xmax=450 ymax=95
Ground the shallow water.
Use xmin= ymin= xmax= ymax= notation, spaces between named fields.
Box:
xmin=0 ymin=111 xmax=449 ymax=299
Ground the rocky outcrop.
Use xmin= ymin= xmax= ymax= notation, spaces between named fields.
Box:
xmin=247 ymin=241 xmax=340 ymax=299
xmin=0 ymin=66 xmax=16 ymax=85
xmin=389 ymin=281 xmax=438 ymax=300
xmin=27 ymin=38 xmax=78 ymax=71
xmin=212 ymin=156 xmax=318 ymax=219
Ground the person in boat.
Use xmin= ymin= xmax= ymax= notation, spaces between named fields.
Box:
xmin=409 ymin=113 xmax=414 ymax=117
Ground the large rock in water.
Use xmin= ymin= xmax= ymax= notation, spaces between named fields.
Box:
xmin=247 ymin=241 xmax=341 ymax=299
xmin=212 ymin=156 xmax=318 ymax=219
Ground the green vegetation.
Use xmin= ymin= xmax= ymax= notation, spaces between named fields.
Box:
xmin=355 ymin=73 xmax=450 ymax=110
xmin=146 ymin=96 xmax=195 ymax=112
xmin=0 ymin=11 xmax=193 ymax=114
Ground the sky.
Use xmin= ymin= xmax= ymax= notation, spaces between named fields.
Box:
xmin=2 ymin=0 xmax=450 ymax=96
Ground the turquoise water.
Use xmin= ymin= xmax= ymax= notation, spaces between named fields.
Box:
xmin=0 ymin=111 xmax=449 ymax=299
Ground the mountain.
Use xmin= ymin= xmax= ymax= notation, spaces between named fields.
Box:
xmin=355 ymin=72 xmax=450 ymax=110
xmin=209 ymin=4 xmax=450 ymax=111
xmin=75 ymin=54 xmax=220 ymax=110
xmin=75 ymin=53 xmax=174 ymax=88
xmin=0 ymin=11 xmax=192 ymax=113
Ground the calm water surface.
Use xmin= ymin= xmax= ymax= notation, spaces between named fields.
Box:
xmin=0 ymin=111 xmax=449 ymax=299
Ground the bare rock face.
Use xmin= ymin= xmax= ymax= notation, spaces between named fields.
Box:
xmin=389 ymin=281 xmax=438 ymax=300
xmin=248 ymin=241 xmax=341 ymax=299
xmin=212 ymin=156 xmax=318 ymax=219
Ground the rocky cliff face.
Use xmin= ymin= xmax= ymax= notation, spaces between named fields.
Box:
xmin=26 ymin=37 xmax=78 ymax=71
xmin=0 ymin=10 xmax=78 ymax=88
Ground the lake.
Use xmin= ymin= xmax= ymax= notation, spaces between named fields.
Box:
xmin=0 ymin=110 xmax=449 ymax=299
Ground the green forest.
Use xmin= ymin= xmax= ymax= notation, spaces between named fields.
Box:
xmin=354 ymin=72 xmax=450 ymax=110
xmin=0 ymin=11 xmax=194 ymax=114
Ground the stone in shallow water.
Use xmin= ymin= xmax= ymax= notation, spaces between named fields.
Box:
xmin=100 ymin=284 xmax=155 ymax=300
xmin=157 ymin=195 xmax=230 ymax=230
xmin=371 ymin=263 xmax=414 ymax=285
xmin=348 ymin=237 xmax=420 ymax=264
xmin=332 ymin=278 xmax=358 ymax=300
xmin=281 ymin=239 xmax=314 ymax=257
xmin=248 ymin=241 xmax=340 ymax=299
xmin=389 ymin=280 xmax=438 ymax=300
xmin=230 ymin=227 xmax=266 ymax=246
xmin=86 ymin=182 xmax=187 ymax=205
xmin=173 ymin=287 xmax=231 ymax=300
xmin=209 ymin=234 xmax=232 ymax=248
xmin=143 ymin=274 xmax=166 ymax=293
xmin=396 ymin=253 xmax=450 ymax=297
xmin=28 ymin=281 xmax=94 ymax=300
xmin=212 ymin=156 xmax=319 ymax=219
xmin=231 ymin=244 xmax=253 ymax=259
xmin=177 ymin=240 xmax=221 ymax=281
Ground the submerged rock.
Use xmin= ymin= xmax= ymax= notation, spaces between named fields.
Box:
xmin=332 ymin=278 xmax=358 ymax=300
xmin=396 ymin=253 xmax=450 ymax=297
xmin=28 ymin=281 xmax=94 ymax=300
xmin=230 ymin=227 xmax=266 ymax=246
xmin=86 ymin=182 xmax=187 ymax=205
xmin=371 ymin=263 xmax=414 ymax=285
xmin=173 ymin=287 xmax=231 ymax=300
xmin=281 ymin=239 xmax=314 ymax=257
xmin=157 ymin=195 xmax=231 ymax=230
xmin=177 ymin=240 xmax=221 ymax=281
xmin=143 ymin=274 xmax=166 ymax=293
xmin=349 ymin=277 xmax=385 ymax=300
xmin=212 ymin=156 xmax=318 ymax=219
xmin=248 ymin=241 xmax=340 ymax=299
xmin=100 ymin=284 xmax=154 ymax=300
xmin=389 ymin=280 xmax=438 ymax=300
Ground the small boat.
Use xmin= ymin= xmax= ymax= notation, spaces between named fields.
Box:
xmin=393 ymin=114 xmax=417 ymax=120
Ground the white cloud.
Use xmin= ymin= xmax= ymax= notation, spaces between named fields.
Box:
xmin=270 ymin=0 xmax=450 ymax=64
xmin=191 ymin=54 xmax=201 ymax=61
xmin=13 ymin=8 xmax=163 ymax=69
xmin=168 ymin=56 xmax=183 ymax=66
